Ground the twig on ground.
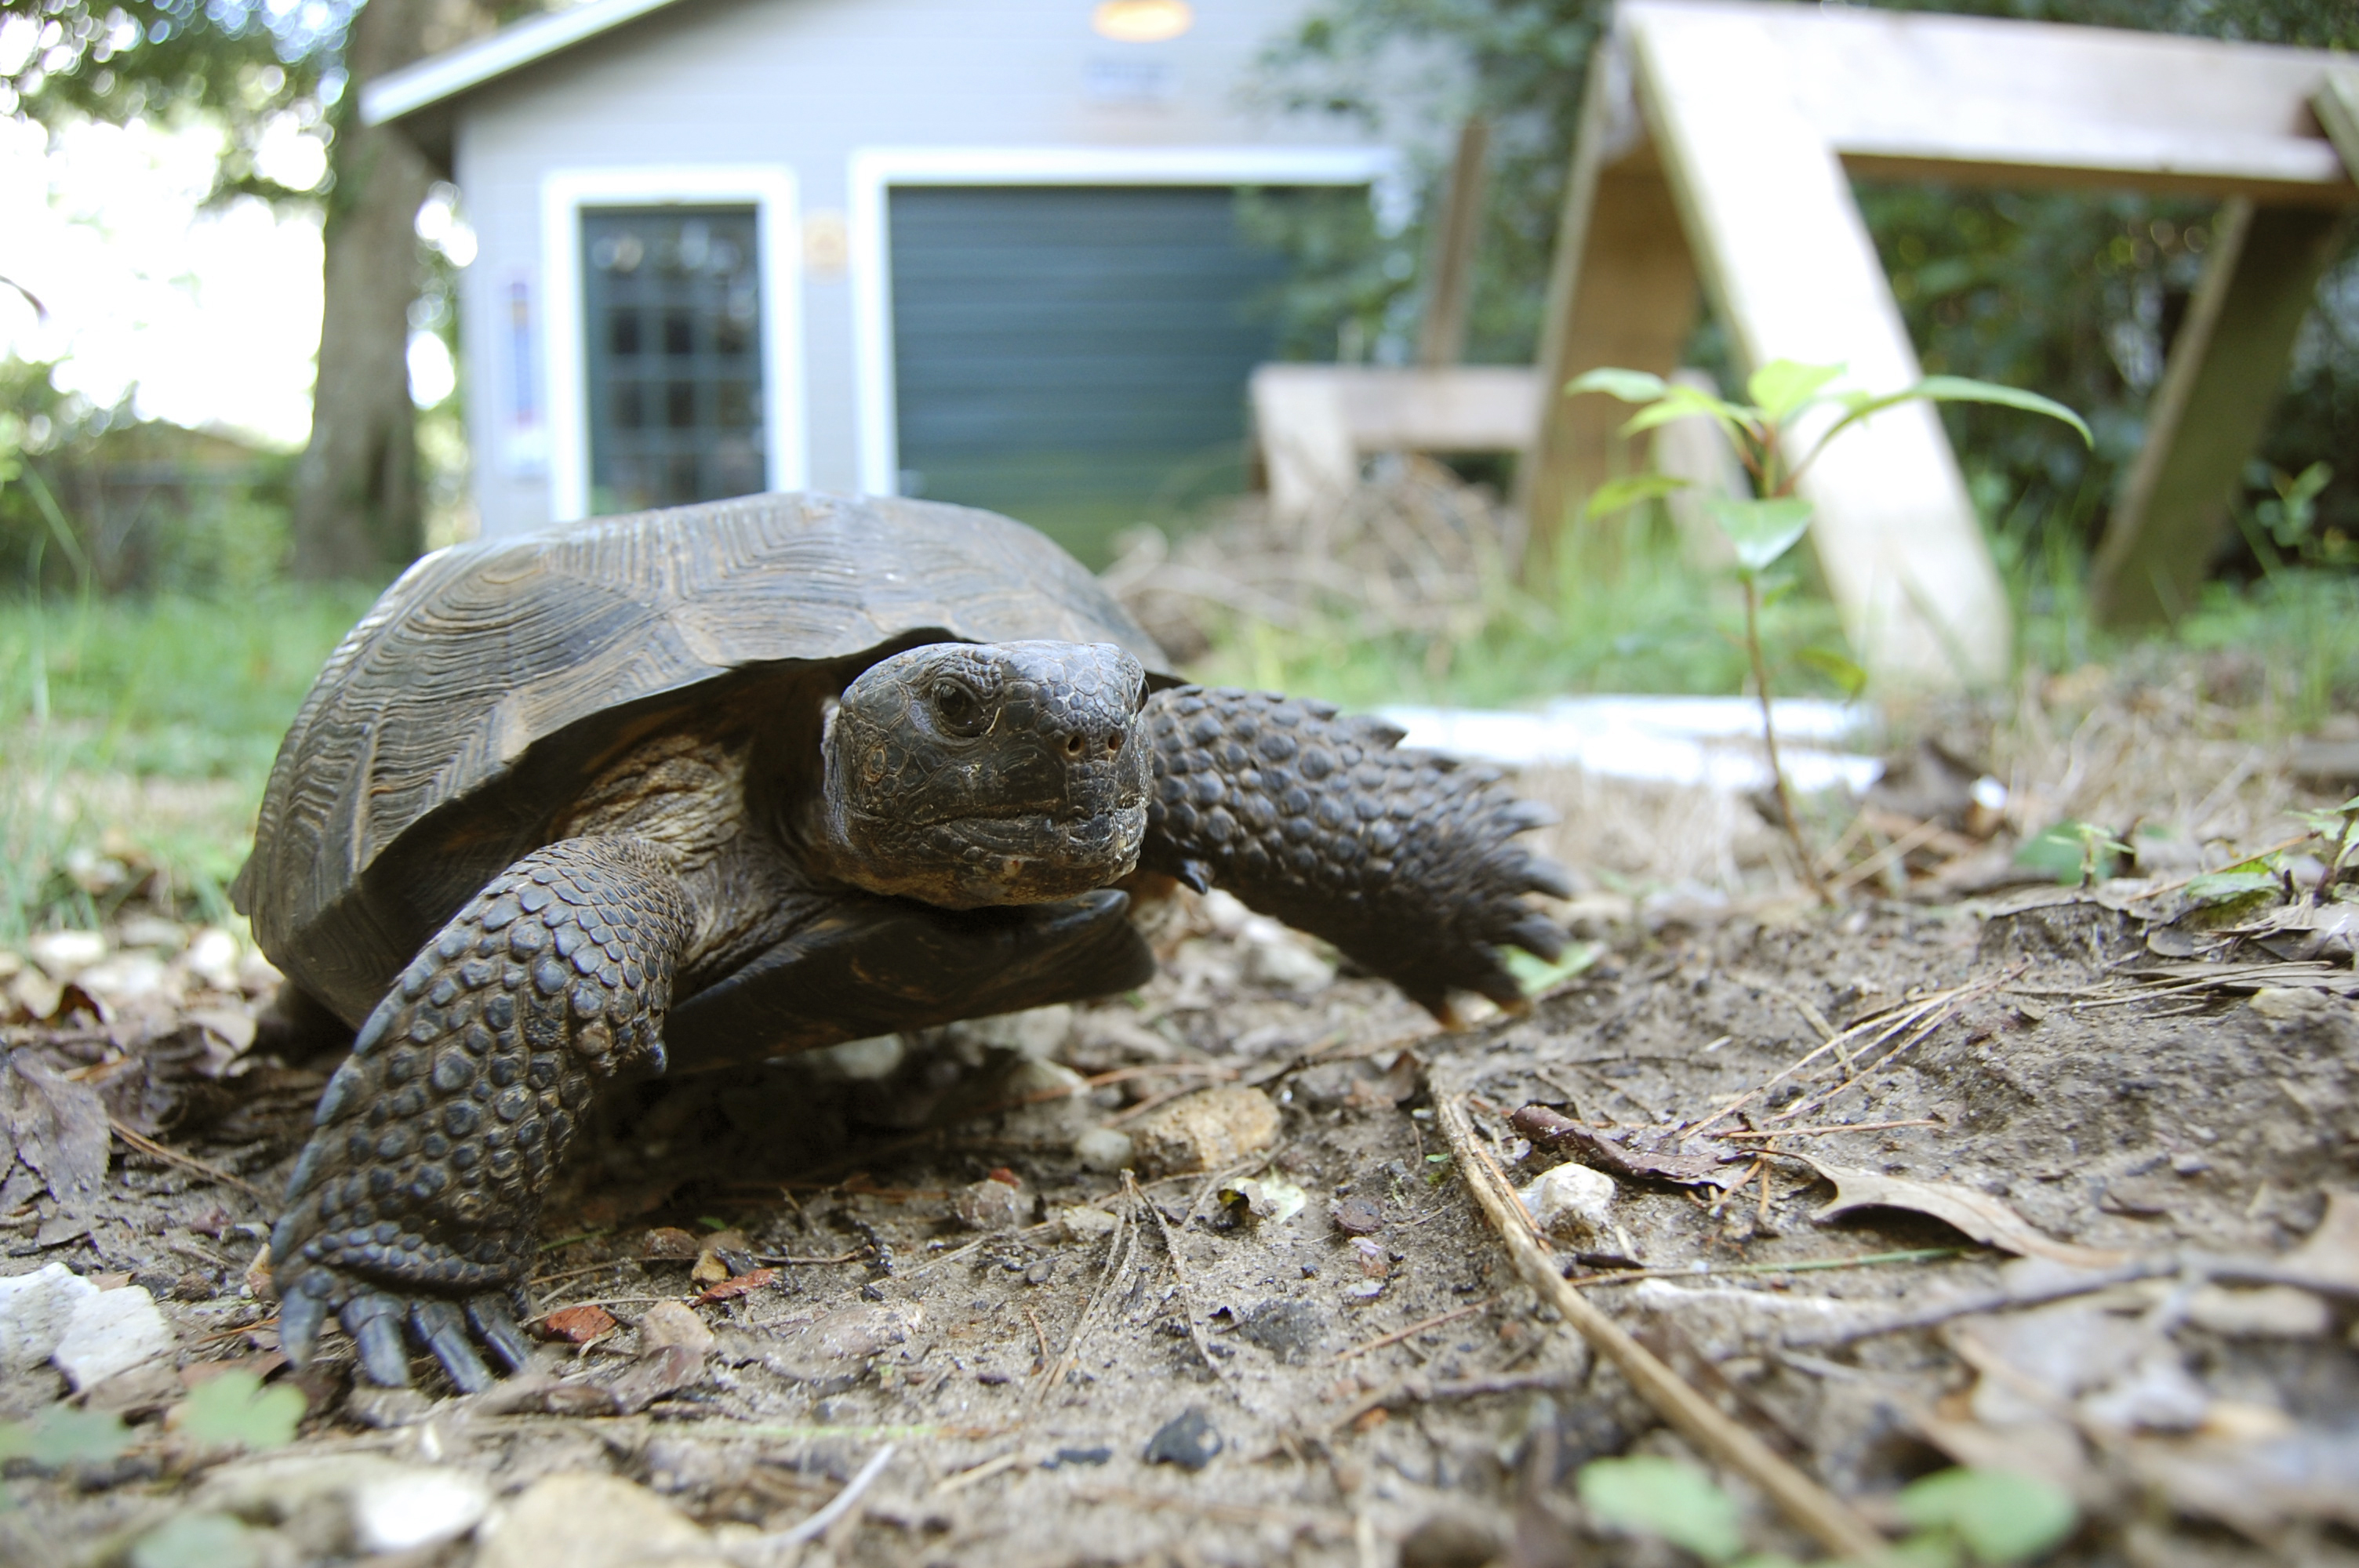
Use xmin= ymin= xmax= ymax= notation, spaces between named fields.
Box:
xmin=932 ymin=1450 xmax=1023 ymax=1496
xmin=1323 ymin=1370 xmax=1580 ymax=1436
xmin=1565 ymin=1247 xmax=1965 ymax=1289
xmin=1023 ymin=1305 xmax=1050 ymax=1370
xmin=108 ymin=1120 xmax=274 ymax=1203
xmin=768 ymin=1441 xmax=897 ymax=1548
xmin=1332 ymin=1301 xmax=1489 ymax=1363
xmin=1433 ymin=1084 xmax=1889 ymax=1562
xmin=1131 ymin=1170 xmax=1226 ymax=1385
xmin=1783 ymin=1250 xmax=2359 ymax=1348
xmin=1031 ymin=1181 xmax=1140 ymax=1411
xmin=1721 ymin=1119 xmax=1942 ymax=1139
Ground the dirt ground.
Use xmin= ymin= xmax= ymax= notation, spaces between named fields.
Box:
xmin=2 ymin=730 xmax=2357 ymax=1566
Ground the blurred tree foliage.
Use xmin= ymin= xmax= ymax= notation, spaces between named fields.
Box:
xmin=1251 ymin=0 xmax=2359 ymax=584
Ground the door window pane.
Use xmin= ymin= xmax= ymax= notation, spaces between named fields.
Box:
xmin=583 ymin=207 xmax=765 ymax=514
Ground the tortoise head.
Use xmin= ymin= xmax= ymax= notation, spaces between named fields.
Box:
xmin=811 ymin=641 xmax=1152 ymax=909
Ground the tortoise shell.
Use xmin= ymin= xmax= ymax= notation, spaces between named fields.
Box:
xmin=233 ymin=493 xmax=1172 ymax=1025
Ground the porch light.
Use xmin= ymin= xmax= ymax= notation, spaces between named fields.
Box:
xmin=1091 ymin=1 xmax=1191 ymax=43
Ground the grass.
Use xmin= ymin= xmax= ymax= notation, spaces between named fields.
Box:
xmin=0 ymin=584 xmax=383 ymax=942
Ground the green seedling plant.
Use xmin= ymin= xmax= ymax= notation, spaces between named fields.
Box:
xmin=1572 ymin=359 xmax=2091 ymax=902
xmin=2015 ymin=819 xmax=2133 ymax=888
xmin=1578 ymin=1454 xmax=2078 ymax=1566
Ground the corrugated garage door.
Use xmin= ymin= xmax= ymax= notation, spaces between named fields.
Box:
xmin=889 ymin=185 xmax=1295 ymax=564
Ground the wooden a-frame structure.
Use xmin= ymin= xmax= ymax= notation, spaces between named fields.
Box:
xmin=1522 ymin=0 xmax=2359 ymax=688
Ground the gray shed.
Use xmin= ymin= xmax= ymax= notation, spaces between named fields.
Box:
xmin=365 ymin=0 xmax=1398 ymax=557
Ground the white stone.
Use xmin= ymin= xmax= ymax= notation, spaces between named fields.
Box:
xmin=184 ymin=928 xmax=242 ymax=992
xmin=958 ymin=1004 xmax=1074 ymax=1058
xmin=1002 ymin=1057 xmax=1085 ymax=1101
xmin=351 ymin=1467 xmax=493 ymax=1553
xmin=1074 ymin=1127 xmax=1135 ymax=1172
xmin=0 ymin=1263 xmax=100 ymax=1368
xmin=27 ymin=929 xmax=107 ymax=979
xmin=53 ymin=1286 xmax=176 ymax=1391
xmin=817 ymin=1033 xmax=904 ymax=1080
xmin=116 ymin=916 xmax=187 ymax=952
xmin=1519 ymin=1162 xmax=1618 ymax=1240
xmin=1240 ymin=916 xmax=1336 ymax=993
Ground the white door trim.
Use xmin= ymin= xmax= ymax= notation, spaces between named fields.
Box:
xmin=539 ymin=164 xmax=805 ymax=523
xmin=845 ymin=145 xmax=1401 ymax=499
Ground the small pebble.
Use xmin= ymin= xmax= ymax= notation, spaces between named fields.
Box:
xmin=1143 ymin=1407 xmax=1223 ymax=1471
xmin=1074 ymin=1127 xmax=1134 ymax=1172
xmin=2171 ymin=1151 xmax=2212 ymax=1176
xmin=1329 ymin=1196 xmax=1383 ymax=1236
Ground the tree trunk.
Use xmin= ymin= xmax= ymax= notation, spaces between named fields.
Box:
xmin=289 ymin=0 xmax=438 ymax=580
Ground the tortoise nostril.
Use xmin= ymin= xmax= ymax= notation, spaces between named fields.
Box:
xmin=1063 ymin=733 xmax=1085 ymax=760
xmin=1105 ymin=734 xmax=1121 ymax=756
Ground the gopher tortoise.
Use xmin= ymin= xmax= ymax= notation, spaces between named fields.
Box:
xmin=237 ymin=493 xmax=1569 ymax=1390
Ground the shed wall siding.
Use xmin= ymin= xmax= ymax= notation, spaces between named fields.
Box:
xmin=451 ymin=0 xmax=1372 ymax=538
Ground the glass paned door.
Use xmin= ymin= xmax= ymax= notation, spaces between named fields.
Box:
xmin=582 ymin=206 xmax=764 ymax=514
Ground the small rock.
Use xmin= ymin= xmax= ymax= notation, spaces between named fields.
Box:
xmin=2171 ymin=1151 xmax=2212 ymax=1177
xmin=1129 ymin=1086 xmax=1281 ymax=1177
xmin=1236 ymin=1300 xmax=1325 ymax=1363
xmin=184 ymin=928 xmax=243 ymax=991
xmin=53 ymin=1286 xmax=176 ymax=1392
xmin=1238 ymin=918 xmax=1336 ymax=993
xmin=1001 ymin=1055 xmax=1087 ymax=1099
xmin=1074 ymin=1127 xmax=1134 ymax=1171
xmin=476 ymin=1472 xmax=729 ymax=1568
xmin=1057 ymin=1204 xmax=1118 ymax=1243
xmin=0 ymin=1261 xmax=100 ymax=1368
xmin=2186 ymin=1284 xmax=2331 ymax=1339
xmin=1043 ymin=1445 xmax=1112 ymax=1468
xmin=1022 ymin=1258 xmax=1056 ymax=1286
xmin=117 ymin=915 xmax=187 ymax=952
xmin=640 ymin=1226 xmax=703 ymax=1260
xmin=8 ymin=967 xmax=64 ymax=1021
xmin=1143 ymin=1407 xmax=1223 ymax=1470
xmin=1520 ymin=1162 xmax=1617 ymax=1241
xmin=351 ymin=1467 xmax=492 ymax=1553
xmin=1329 ymin=1196 xmax=1383 ymax=1236
xmin=344 ymin=1386 xmax=438 ymax=1428
xmin=544 ymin=1304 xmax=619 ymax=1343
xmin=2251 ymin=986 xmax=2334 ymax=1020
xmin=954 ymin=1175 xmax=1026 ymax=1232
xmin=956 ymin=1004 xmax=1074 ymax=1058
xmin=27 ymin=929 xmax=107 ymax=979
xmin=638 ymin=1301 xmax=714 ymax=1356
xmin=816 ymin=1033 xmax=905 ymax=1080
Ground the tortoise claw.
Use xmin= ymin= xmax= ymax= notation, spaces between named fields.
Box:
xmin=343 ymin=1292 xmax=414 ymax=1388
xmin=413 ymin=1299 xmax=494 ymax=1394
xmin=278 ymin=1272 xmax=331 ymax=1368
xmin=467 ymin=1292 xmax=533 ymax=1374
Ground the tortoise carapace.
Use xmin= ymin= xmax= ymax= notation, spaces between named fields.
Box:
xmin=235 ymin=493 xmax=1570 ymax=1390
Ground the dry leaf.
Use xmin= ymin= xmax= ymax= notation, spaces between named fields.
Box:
xmin=543 ymin=1305 xmax=618 ymax=1343
xmin=696 ymin=1268 xmax=776 ymax=1304
xmin=1793 ymin=1156 xmax=2129 ymax=1268
xmin=3 ymin=1050 xmax=111 ymax=1210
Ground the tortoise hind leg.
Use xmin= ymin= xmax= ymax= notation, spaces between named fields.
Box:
xmin=271 ymin=836 xmax=693 ymax=1391
xmin=1137 ymin=687 xmax=1570 ymax=1020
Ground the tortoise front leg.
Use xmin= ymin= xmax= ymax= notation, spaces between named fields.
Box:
xmin=1138 ymin=687 xmax=1570 ymax=1019
xmin=270 ymin=836 xmax=693 ymax=1391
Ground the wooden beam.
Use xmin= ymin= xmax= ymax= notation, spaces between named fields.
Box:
xmin=2315 ymin=66 xmax=2359 ymax=183
xmin=1417 ymin=118 xmax=1491 ymax=368
xmin=2089 ymin=201 xmax=2352 ymax=627
xmin=1252 ymin=366 xmax=1540 ymax=521
xmin=1645 ymin=0 xmax=2359 ymax=208
xmin=1628 ymin=3 xmax=2011 ymax=688
xmin=1520 ymin=42 xmax=1700 ymax=567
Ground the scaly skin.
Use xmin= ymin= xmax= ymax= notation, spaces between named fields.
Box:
xmin=271 ymin=836 xmax=692 ymax=1391
xmin=1138 ymin=686 xmax=1568 ymax=1017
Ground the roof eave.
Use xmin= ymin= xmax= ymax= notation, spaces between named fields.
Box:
xmin=360 ymin=0 xmax=692 ymax=128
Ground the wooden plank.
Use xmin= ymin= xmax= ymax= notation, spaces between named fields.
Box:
xmin=1417 ymin=118 xmax=1492 ymax=368
xmin=2317 ymin=66 xmax=2359 ymax=183
xmin=2089 ymin=201 xmax=2352 ymax=627
xmin=1251 ymin=365 xmax=1541 ymax=521
xmin=1630 ymin=0 xmax=2358 ymax=207
xmin=1627 ymin=3 xmax=2011 ymax=688
xmin=1520 ymin=44 xmax=1701 ymax=562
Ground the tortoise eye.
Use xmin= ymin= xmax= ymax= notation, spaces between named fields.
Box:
xmin=931 ymin=680 xmax=986 ymax=735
